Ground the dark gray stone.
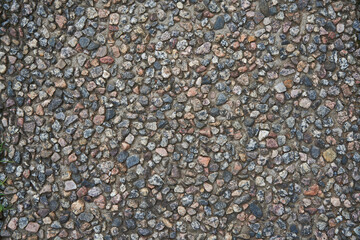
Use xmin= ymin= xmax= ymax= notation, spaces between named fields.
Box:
xmin=48 ymin=98 xmax=63 ymax=111
xmin=249 ymin=202 xmax=263 ymax=218
xmin=126 ymin=155 xmax=140 ymax=168
xmin=213 ymin=16 xmax=225 ymax=30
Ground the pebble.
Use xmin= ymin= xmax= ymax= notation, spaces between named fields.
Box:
xmin=71 ymin=200 xmax=85 ymax=215
xmin=323 ymin=148 xmax=337 ymax=162
xmin=126 ymin=155 xmax=140 ymax=168
xmin=25 ymin=222 xmax=40 ymax=233
xmin=249 ymin=203 xmax=263 ymax=218
xmin=216 ymin=93 xmax=228 ymax=105
xmin=274 ymin=82 xmax=287 ymax=93
xmin=213 ymin=16 xmax=225 ymax=30
xmin=64 ymin=180 xmax=77 ymax=191
xmin=0 ymin=1 xmax=358 ymax=239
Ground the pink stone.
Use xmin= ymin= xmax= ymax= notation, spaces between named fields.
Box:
xmin=299 ymin=98 xmax=312 ymax=109
xmin=98 ymin=9 xmax=110 ymax=18
xmin=99 ymin=56 xmax=114 ymax=64
xmin=304 ymin=184 xmax=319 ymax=196
xmin=199 ymin=127 xmax=212 ymax=137
xmin=25 ymin=222 xmax=40 ymax=233
xmin=8 ymin=217 xmax=18 ymax=230
xmin=94 ymin=195 xmax=106 ymax=209
xmin=187 ymin=87 xmax=198 ymax=97
xmin=198 ymin=156 xmax=210 ymax=167
xmin=156 ymin=148 xmax=168 ymax=157
xmin=93 ymin=115 xmax=105 ymax=125
xmin=55 ymin=15 xmax=67 ymax=28
xmin=266 ymin=138 xmax=278 ymax=149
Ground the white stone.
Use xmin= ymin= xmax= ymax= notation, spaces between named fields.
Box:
xmin=255 ymin=176 xmax=265 ymax=186
xmin=258 ymin=130 xmax=269 ymax=141
xmin=274 ymin=82 xmax=286 ymax=93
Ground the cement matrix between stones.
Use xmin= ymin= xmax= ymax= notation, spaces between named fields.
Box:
xmin=0 ymin=0 xmax=360 ymax=239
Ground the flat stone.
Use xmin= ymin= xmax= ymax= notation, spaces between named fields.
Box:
xmin=316 ymin=105 xmax=330 ymax=118
xmin=99 ymin=56 xmax=114 ymax=64
xmin=299 ymin=98 xmax=312 ymax=108
xmin=24 ymin=122 xmax=36 ymax=133
xmin=79 ymin=212 xmax=94 ymax=222
xmin=258 ymin=130 xmax=269 ymax=141
xmin=88 ymin=187 xmax=102 ymax=197
xmin=259 ymin=0 xmax=270 ymax=16
xmin=266 ymin=138 xmax=278 ymax=148
xmin=254 ymin=12 xmax=264 ymax=24
xmin=109 ymin=13 xmax=120 ymax=25
xmin=60 ymin=47 xmax=77 ymax=58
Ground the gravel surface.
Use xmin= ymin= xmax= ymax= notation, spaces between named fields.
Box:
xmin=0 ymin=0 xmax=360 ymax=239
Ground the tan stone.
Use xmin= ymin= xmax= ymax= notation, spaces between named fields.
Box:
xmin=297 ymin=61 xmax=307 ymax=72
xmin=161 ymin=217 xmax=173 ymax=228
xmin=204 ymin=182 xmax=213 ymax=192
xmin=248 ymin=35 xmax=256 ymax=42
xmin=323 ymin=148 xmax=336 ymax=162
xmin=36 ymin=105 xmax=44 ymax=116
xmin=71 ymin=200 xmax=85 ymax=215
xmin=55 ymin=79 xmax=67 ymax=88
xmin=286 ymin=44 xmax=295 ymax=52
xmin=178 ymin=206 xmax=186 ymax=216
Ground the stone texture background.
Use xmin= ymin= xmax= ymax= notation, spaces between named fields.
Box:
xmin=0 ymin=0 xmax=360 ymax=239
